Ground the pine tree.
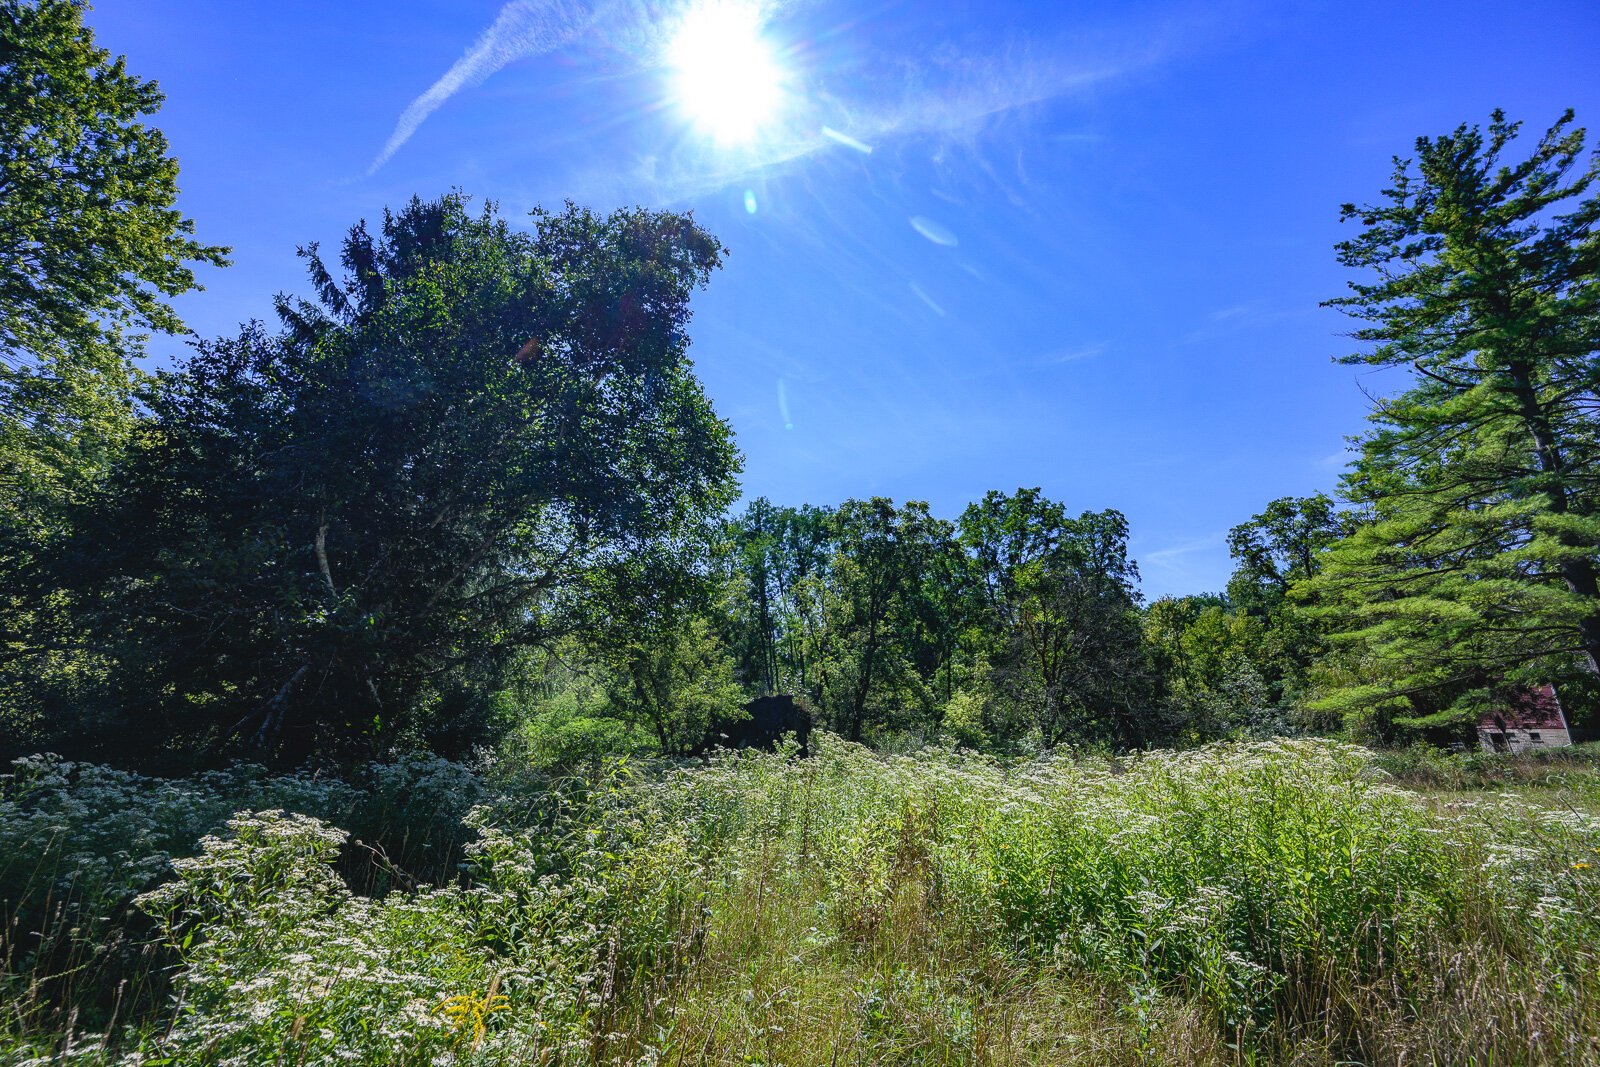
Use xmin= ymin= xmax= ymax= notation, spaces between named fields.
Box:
xmin=1313 ymin=111 xmax=1600 ymax=725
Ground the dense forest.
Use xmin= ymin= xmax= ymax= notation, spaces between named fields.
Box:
xmin=3 ymin=2 xmax=1600 ymax=1064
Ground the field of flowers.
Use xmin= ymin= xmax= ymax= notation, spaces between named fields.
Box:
xmin=3 ymin=737 xmax=1599 ymax=1065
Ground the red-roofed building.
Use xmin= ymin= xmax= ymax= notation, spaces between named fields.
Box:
xmin=1477 ymin=684 xmax=1572 ymax=753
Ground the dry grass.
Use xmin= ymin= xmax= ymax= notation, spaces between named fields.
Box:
xmin=605 ymin=866 xmax=1230 ymax=1067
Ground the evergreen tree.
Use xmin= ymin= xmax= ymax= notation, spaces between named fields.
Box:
xmin=1314 ymin=111 xmax=1600 ymax=726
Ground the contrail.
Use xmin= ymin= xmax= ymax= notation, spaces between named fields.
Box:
xmin=369 ymin=0 xmax=596 ymax=174
xmin=820 ymin=125 xmax=873 ymax=154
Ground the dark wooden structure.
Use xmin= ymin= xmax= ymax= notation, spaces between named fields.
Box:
xmin=693 ymin=695 xmax=812 ymax=757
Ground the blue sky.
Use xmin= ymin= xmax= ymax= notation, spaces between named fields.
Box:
xmin=90 ymin=0 xmax=1599 ymax=597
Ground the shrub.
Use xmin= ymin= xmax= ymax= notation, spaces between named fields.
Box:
xmin=0 ymin=751 xmax=489 ymax=1046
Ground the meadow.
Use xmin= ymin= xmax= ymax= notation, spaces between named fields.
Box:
xmin=6 ymin=6 xmax=1600 ymax=1065
xmin=4 ymin=737 xmax=1599 ymax=1066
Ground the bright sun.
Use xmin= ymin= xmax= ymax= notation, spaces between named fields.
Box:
xmin=667 ymin=1 xmax=785 ymax=144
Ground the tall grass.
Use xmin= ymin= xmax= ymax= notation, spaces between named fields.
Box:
xmin=3 ymin=738 xmax=1598 ymax=1064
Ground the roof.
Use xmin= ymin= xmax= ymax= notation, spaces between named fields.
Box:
xmin=1478 ymin=684 xmax=1568 ymax=733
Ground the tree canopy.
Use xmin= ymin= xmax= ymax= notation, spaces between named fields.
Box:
xmin=41 ymin=194 xmax=739 ymax=766
xmin=0 ymin=0 xmax=227 ymax=358
xmin=1 ymin=1 xmax=229 ymax=750
xmin=959 ymin=489 xmax=1154 ymax=746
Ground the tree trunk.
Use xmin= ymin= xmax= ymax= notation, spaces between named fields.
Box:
xmin=850 ymin=628 xmax=878 ymax=743
xmin=1510 ymin=368 xmax=1600 ymax=676
xmin=756 ymin=571 xmax=776 ymax=693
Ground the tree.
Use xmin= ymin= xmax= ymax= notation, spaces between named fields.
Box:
xmin=720 ymin=499 xmax=839 ymax=701
xmin=724 ymin=497 xmax=783 ymax=693
xmin=54 ymin=194 xmax=738 ymax=767
xmin=1144 ymin=594 xmax=1293 ymax=741
xmin=1212 ymin=494 xmax=1358 ymax=710
xmin=903 ymin=522 xmax=975 ymax=705
xmin=960 ymin=489 xmax=1156 ymax=747
xmin=602 ymin=612 xmax=744 ymax=755
xmin=1 ymin=1 xmax=227 ymax=754
xmin=0 ymin=0 xmax=227 ymax=359
xmin=586 ymin=530 xmax=747 ymax=756
xmin=769 ymin=503 xmax=833 ymax=695
xmin=0 ymin=0 xmax=227 ymax=511
xmin=1313 ymin=111 xmax=1600 ymax=724
xmin=1226 ymin=494 xmax=1353 ymax=614
xmin=824 ymin=498 xmax=950 ymax=742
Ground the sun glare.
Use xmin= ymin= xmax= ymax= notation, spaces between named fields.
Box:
xmin=667 ymin=1 xmax=786 ymax=144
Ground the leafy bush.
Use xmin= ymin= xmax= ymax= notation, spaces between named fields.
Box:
xmin=502 ymin=683 xmax=655 ymax=771
xmin=0 ymin=751 xmax=489 ymax=1046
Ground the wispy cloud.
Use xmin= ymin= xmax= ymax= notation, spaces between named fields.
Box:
xmin=1183 ymin=304 xmax=1317 ymax=345
xmin=594 ymin=52 xmax=1143 ymax=205
xmin=1141 ymin=533 xmax=1225 ymax=568
xmin=820 ymin=125 xmax=873 ymax=154
xmin=1040 ymin=341 xmax=1107 ymax=365
xmin=909 ymin=215 xmax=959 ymax=246
xmin=908 ymin=281 xmax=946 ymax=317
xmin=1314 ymin=448 xmax=1353 ymax=472
xmin=369 ymin=0 xmax=597 ymax=174
xmin=371 ymin=0 xmax=1223 ymax=196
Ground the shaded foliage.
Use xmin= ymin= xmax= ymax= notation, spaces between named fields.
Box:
xmin=21 ymin=194 xmax=738 ymax=767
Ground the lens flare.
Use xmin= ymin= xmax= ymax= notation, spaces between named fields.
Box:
xmin=667 ymin=1 xmax=786 ymax=143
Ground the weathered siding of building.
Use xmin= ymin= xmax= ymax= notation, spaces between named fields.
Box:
xmin=1476 ymin=684 xmax=1572 ymax=753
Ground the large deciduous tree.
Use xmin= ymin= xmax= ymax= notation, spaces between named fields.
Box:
xmin=1 ymin=1 xmax=226 ymax=752
xmin=602 ymin=612 xmax=744 ymax=756
xmin=1226 ymin=494 xmax=1354 ymax=615
xmin=1314 ymin=111 xmax=1600 ymax=723
xmin=1 ymin=0 xmax=227 ymax=518
xmin=55 ymin=194 xmax=738 ymax=767
xmin=0 ymin=0 xmax=226 ymax=507
xmin=824 ymin=498 xmax=952 ymax=742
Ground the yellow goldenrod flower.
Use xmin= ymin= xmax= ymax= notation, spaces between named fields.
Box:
xmin=438 ymin=990 xmax=509 ymax=1050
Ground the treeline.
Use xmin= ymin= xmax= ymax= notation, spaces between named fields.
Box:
xmin=516 ymin=487 xmax=1356 ymax=762
xmin=716 ymin=493 xmax=1151 ymax=748
xmin=659 ymin=490 xmax=1334 ymax=752
xmin=2 ymin=2 xmax=1598 ymax=769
